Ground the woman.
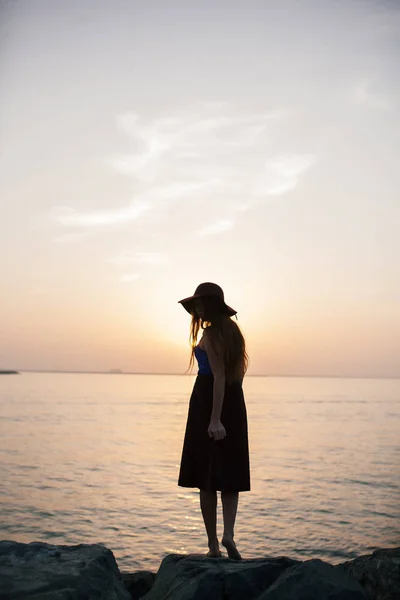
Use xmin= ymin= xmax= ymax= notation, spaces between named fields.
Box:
xmin=177 ymin=282 xmax=250 ymax=560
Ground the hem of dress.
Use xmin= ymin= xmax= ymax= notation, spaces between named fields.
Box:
xmin=178 ymin=483 xmax=251 ymax=492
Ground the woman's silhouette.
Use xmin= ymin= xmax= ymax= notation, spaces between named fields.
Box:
xmin=178 ymin=282 xmax=250 ymax=560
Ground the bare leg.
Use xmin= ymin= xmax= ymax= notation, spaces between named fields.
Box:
xmin=199 ymin=490 xmax=221 ymax=557
xmin=221 ymin=491 xmax=242 ymax=560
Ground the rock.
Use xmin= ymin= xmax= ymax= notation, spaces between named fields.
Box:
xmin=0 ymin=540 xmax=131 ymax=600
xmin=1 ymin=541 xmax=398 ymax=600
xmin=259 ymin=558 xmax=367 ymax=600
xmin=121 ymin=570 xmax=156 ymax=599
xmin=338 ymin=547 xmax=400 ymax=600
xmin=140 ymin=553 xmax=299 ymax=600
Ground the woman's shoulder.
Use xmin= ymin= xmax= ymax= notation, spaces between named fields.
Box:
xmin=202 ymin=326 xmax=223 ymax=350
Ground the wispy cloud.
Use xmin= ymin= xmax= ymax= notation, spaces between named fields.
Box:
xmin=133 ymin=180 xmax=221 ymax=207
xmin=255 ymin=154 xmax=316 ymax=196
xmin=113 ymin=108 xmax=287 ymax=186
xmin=191 ymin=153 xmax=314 ymax=235
xmin=50 ymin=203 xmax=151 ymax=228
xmin=110 ymin=105 xmax=313 ymax=224
xmin=48 ymin=103 xmax=315 ymax=243
xmin=353 ymin=78 xmax=391 ymax=110
xmin=197 ymin=219 xmax=234 ymax=236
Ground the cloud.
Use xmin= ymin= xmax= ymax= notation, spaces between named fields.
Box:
xmin=112 ymin=107 xmax=286 ymax=186
xmin=137 ymin=179 xmax=221 ymax=207
xmin=353 ymin=79 xmax=391 ymax=110
xmin=47 ymin=103 xmax=314 ymax=243
xmin=183 ymin=113 xmax=279 ymax=137
xmin=255 ymin=154 xmax=316 ymax=196
xmin=49 ymin=202 xmax=152 ymax=228
xmin=114 ymin=111 xmax=183 ymax=180
xmin=197 ymin=219 xmax=234 ymax=236
xmin=49 ymin=179 xmax=217 ymax=235
xmin=109 ymin=105 xmax=312 ymax=227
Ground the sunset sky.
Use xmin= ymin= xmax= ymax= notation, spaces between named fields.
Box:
xmin=1 ymin=0 xmax=399 ymax=377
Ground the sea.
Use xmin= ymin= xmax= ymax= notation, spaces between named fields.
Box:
xmin=0 ymin=372 xmax=399 ymax=572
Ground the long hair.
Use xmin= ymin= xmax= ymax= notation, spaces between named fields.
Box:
xmin=186 ymin=296 xmax=249 ymax=384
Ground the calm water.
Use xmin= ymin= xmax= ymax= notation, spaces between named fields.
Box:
xmin=0 ymin=373 xmax=399 ymax=572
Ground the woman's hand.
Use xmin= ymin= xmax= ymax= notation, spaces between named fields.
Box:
xmin=208 ymin=419 xmax=226 ymax=441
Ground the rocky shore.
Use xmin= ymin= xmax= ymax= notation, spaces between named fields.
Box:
xmin=0 ymin=541 xmax=398 ymax=599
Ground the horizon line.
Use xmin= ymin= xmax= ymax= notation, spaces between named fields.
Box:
xmin=3 ymin=369 xmax=399 ymax=380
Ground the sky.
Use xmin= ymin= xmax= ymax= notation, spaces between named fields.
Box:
xmin=0 ymin=0 xmax=399 ymax=377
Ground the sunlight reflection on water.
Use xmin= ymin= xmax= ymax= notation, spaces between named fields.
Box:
xmin=0 ymin=373 xmax=399 ymax=571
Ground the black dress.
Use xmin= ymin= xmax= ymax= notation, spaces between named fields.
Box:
xmin=178 ymin=346 xmax=251 ymax=492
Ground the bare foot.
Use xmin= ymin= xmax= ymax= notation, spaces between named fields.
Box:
xmin=207 ymin=539 xmax=222 ymax=558
xmin=221 ymin=535 xmax=242 ymax=560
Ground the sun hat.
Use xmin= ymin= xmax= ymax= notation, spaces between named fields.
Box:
xmin=178 ymin=282 xmax=237 ymax=317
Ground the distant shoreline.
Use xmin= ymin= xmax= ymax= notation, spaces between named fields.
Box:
xmin=0 ymin=370 xmax=19 ymax=375
xmin=10 ymin=370 xmax=400 ymax=379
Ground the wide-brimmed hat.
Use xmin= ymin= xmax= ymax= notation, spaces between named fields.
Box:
xmin=178 ymin=282 xmax=237 ymax=317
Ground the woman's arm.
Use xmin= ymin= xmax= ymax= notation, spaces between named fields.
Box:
xmin=203 ymin=328 xmax=226 ymax=440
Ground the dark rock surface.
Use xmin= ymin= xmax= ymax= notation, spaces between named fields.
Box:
xmin=121 ymin=570 xmax=156 ymax=600
xmin=259 ymin=558 xmax=366 ymax=600
xmin=139 ymin=553 xmax=299 ymax=600
xmin=338 ymin=547 xmax=400 ymax=600
xmin=139 ymin=553 xmax=366 ymax=600
xmin=0 ymin=541 xmax=398 ymax=600
xmin=0 ymin=540 xmax=131 ymax=600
